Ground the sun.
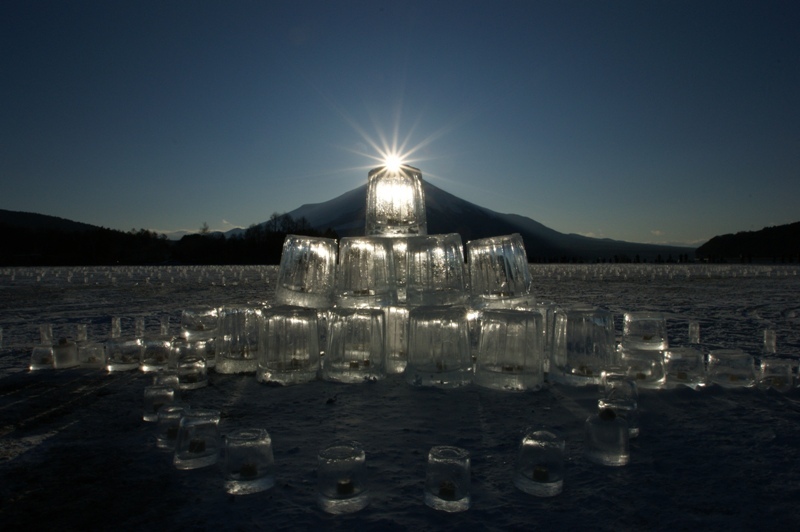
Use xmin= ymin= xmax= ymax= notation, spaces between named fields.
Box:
xmin=321 ymin=95 xmax=457 ymax=180
xmin=384 ymin=154 xmax=403 ymax=172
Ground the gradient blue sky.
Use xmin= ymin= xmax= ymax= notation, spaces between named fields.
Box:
xmin=2 ymin=1 xmax=798 ymax=246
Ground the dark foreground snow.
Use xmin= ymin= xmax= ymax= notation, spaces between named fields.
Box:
xmin=1 ymin=264 xmax=799 ymax=530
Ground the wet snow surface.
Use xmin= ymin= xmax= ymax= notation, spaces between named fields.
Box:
xmin=1 ymin=264 xmax=800 ymax=530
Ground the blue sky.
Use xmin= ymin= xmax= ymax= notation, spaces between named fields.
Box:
xmin=2 ymin=1 xmax=798 ymax=246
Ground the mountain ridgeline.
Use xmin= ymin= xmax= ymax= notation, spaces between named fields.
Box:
xmin=11 ymin=179 xmax=796 ymax=266
xmin=286 ymin=181 xmax=695 ymax=263
xmin=695 ymin=222 xmax=800 ymax=262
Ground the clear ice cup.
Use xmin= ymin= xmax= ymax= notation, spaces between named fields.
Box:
xmin=322 ymin=308 xmax=385 ymax=383
xmin=173 ymin=409 xmax=221 ymax=470
xmin=180 ymin=306 xmax=218 ymax=368
xmin=584 ymin=408 xmax=630 ymax=466
xmin=365 ymin=164 xmax=427 ymax=237
xmin=514 ymin=429 xmax=565 ymax=497
xmin=405 ymin=233 xmax=467 ymax=307
xmin=758 ymin=357 xmax=794 ymax=392
xmin=216 ymin=305 xmax=261 ymax=374
xmin=600 ymin=370 xmax=639 ymax=406
xmin=335 ymin=236 xmax=398 ymax=308
xmin=76 ymin=324 xmax=105 ymax=368
xmin=424 ymin=446 xmax=471 ymax=512
xmin=473 ymin=308 xmax=544 ymax=392
xmin=257 ymin=305 xmax=320 ymax=385
xmin=663 ymin=347 xmax=706 ymax=389
xmin=106 ymin=318 xmax=142 ymax=372
xmin=30 ymin=324 xmax=54 ymax=370
xmin=317 ymin=441 xmax=370 ymax=514
xmin=466 ymin=233 xmax=533 ymax=309
xmin=622 ymin=311 xmax=668 ymax=351
xmin=550 ymin=305 xmax=616 ymax=386
xmin=141 ymin=337 xmax=172 ymax=373
xmin=707 ymin=349 xmax=755 ymax=388
xmin=143 ymin=384 xmax=176 ymax=422
xmin=223 ymin=428 xmax=276 ymax=495
xmin=53 ymin=338 xmax=79 ymax=369
xmin=406 ymin=305 xmax=472 ymax=388
xmin=105 ymin=337 xmax=143 ymax=372
xmin=619 ymin=348 xmax=666 ymax=389
xmin=275 ymin=235 xmax=338 ymax=309
xmin=176 ymin=356 xmax=208 ymax=390
xmin=180 ymin=306 xmax=219 ymax=341
xmin=156 ymin=404 xmax=187 ymax=450
xmin=598 ymin=397 xmax=640 ymax=438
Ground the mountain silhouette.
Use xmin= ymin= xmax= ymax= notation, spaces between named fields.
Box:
xmin=285 ymin=181 xmax=694 ymax=262
xmin=696 ymin=222 xmax=800 ymax=262
xmin=0 ymin=209 xmax=100 ymax=233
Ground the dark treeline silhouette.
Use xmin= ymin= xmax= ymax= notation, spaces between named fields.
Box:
xmin=0 ymin=224 xmax=171 ymax=265
xmin=696 ymin=222 xmax=800 ymax=263
xmin=0 ymin=213 xmax=337 ymax=266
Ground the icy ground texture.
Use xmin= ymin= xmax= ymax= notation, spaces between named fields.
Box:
xmin=1 ymin=264 xmax=799 ymax=530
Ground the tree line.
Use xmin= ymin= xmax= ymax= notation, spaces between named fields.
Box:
xmin=0 ymin=213 xmax=336 ymax=266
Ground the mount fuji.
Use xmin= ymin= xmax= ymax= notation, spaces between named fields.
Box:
xmin=278 ymin=181 xmax=695 ymax=262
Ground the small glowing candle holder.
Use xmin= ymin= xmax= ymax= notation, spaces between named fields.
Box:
xmin=156 ymin=404 xmax=187 ymax=450
xmin=143 ymin=384 xmax=176 ymax=422
xmin=106 ymin=317 xmax=142 ymax=372
xmin=663 ymin=347 xmax=706 ymax=389
xmin=140 ymin=316 xmax=172 ymax=373
xmin=29 ymin=323 xmax=54 ymax=371
xmin=52 ymin=337 xmax=79 ymax=369
xmin=424 ymin=446 xmax=471 ymax=512
xmin=584 ymin=407 xmax=630 ymax=467
xmin=758 ymin=357 xmax=794 ymax=392
xmin=76 ymin=323 xmax=105 ymax=368
xmin=317 ymin=441 xmax=369 ymax=514
xmin=707 ymin=348 xmax=755 ymax=388
xmin=223 ymin=428 xmax=275 ymax=495
xmin=180 ymin=306 xmax=218 ymax=369
xmin=173 ymin=409 xmax=221 ymax=470
xmin=619 ymin=348 xmax=666 ymax=389
xmin=514 ymin=428 xmax=565 ymax=497
xmin=622 ymin=311 xmax=668 ymax=351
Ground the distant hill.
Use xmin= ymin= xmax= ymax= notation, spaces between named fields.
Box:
xmin=695 ymin=222 xmax=800 ymax=262
xmin=285 ymin=181 xmax=695 ymax=262
xmin=0 ymin=209 xmax=101 ymax=232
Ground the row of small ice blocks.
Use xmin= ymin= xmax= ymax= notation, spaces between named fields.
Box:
xmin=29 ymin=318 xmax=214 ymax=381
xmin=257 ymin=305 xmax=545 ymax=390
xmin=618 ymin=346 xmax=795 ymax=392
xmin=30 ymin=304 xmax=796 ymax=393
xmin=275 ymin=233 xmax=535 ymax=310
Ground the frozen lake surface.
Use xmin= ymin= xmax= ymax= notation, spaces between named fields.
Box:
xmin=1 ymin=264 xmax=799 ymax=530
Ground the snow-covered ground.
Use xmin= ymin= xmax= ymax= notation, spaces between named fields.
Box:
xmin=1 ymin=264 xmax=799 ymax=530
